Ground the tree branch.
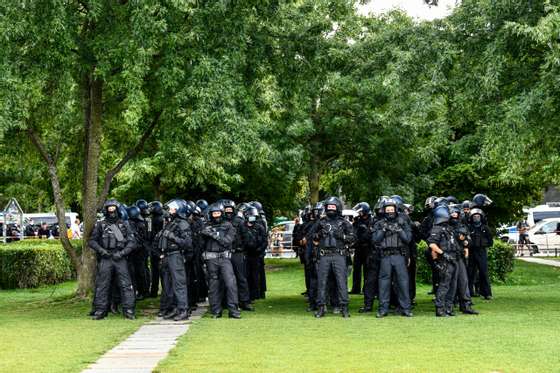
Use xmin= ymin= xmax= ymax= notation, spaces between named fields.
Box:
xmin=97 ymin=111 xmax=162 ymax=209
xmin=27 ymin=128 xmax=81 ymax=271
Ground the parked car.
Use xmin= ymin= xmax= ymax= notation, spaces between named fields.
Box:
xmin=526 ymin=203 xmax=560 ymax=226
xmin=526 ymin=218 xmax=560 ymax=255
xmin=268 ymin=220 xmax=296 ymax=258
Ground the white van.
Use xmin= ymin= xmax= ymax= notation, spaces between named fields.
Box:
xmin=527 ymin=203 xmax=560 ymax=227
xmin=24 ymin=212 xmax=79 ymax=228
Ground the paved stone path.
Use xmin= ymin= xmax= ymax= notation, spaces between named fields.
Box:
xmin=518 ymin=257 xmax=560 ymax=267
xmin=83 ymin=305 xmax=207 ymax=373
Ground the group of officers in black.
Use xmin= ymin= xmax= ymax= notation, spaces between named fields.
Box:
xmin=292 ymin=193 xmax=494 ymax=318
xmin=88 ymin=198 xmax=268 ymax=320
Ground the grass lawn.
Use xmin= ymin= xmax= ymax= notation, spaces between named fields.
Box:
xmin=0 ymin=281 xmax=157 ymax=373
xmin=156 ymin=259 xmax=560 ymax=373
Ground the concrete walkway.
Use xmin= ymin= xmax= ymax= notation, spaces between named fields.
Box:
xmin=83 ymin=304 xmax=207 ymax=373
xmin=518 ymin=257 xmax=560 ymax=267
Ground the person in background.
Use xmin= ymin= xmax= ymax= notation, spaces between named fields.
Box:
xmin=37 ymin=222 xmax=50 ymax=239
xmin=72 ymin=218 xmax=82 ymax=239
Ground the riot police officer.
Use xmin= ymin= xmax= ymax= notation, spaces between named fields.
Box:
xmin=313 ymin=197 xmax=355 ymax=318
xmin=127 ymin=205 xmax=150 ymax=300
xmin=190 ymin=204 xmax=208 ymax=302
xmin=242 ymin=206 xmax=268 ymax=301
xmin=149 ymin=201 xmax=164 ymax=298
xmin=89 ymin=199 xmax=136 ymax=320
xmin=201 ymin=203 xmax=241 ymax=319
xmin=156 ymin=199 xmax=192 ymax=321
xmin=468 ymin=208 xmax=493 ymax=300
xmin=223 ymin=199 xmax=254 ymax=311
xmin=449 ymin=205 xmax=478 ymax=315
xmin=351 ymin=202 xmax=371 ymax=295
xmin=427 ymin=204 xmax=459 ymax=316
xmin=373 ymin=198 xmax=412 ymax=318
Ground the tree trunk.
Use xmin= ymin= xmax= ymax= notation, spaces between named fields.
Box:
xmin=77 ymin=75 xmax=103 ymax=297
xmin=308 ymin=152 xmax=321 ymax=205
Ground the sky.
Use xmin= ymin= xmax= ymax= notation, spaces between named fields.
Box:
xmin=357 ymin=0 xmax=460 ymax=21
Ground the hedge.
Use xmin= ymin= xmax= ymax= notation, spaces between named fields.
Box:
xmin=416 ymin=239 xmax=515 ymax=285
xmin=0 ymin=241 xmax=77 ymax=289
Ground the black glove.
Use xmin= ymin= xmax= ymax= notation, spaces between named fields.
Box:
xmin=99 ymin=248 xmax=111 ymax=259
xmin=168 ymin=232 xmax=179 ymax=243
xmin=201 ymin=227 xmax=214 ymax=237
xmin=442 ymin=252 xmax=452 ymax=261
xmin=112 ymin=251 xmax=124 ymax=260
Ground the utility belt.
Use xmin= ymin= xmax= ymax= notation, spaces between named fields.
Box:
xmin=380 ymin=247 xmax=406 ymax=257
xmin=159 ymin=248 xmax=183 ymax=259
xmin=202 ymin=250 xmax=231 ymax=260
xmin=319 ymin=247 xmax=346 ymax=257
xmin=232 ymin=247 xmax=246 ymax=254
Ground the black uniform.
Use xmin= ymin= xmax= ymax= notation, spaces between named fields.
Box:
xmin=468 ymin=222 xmax=493 ymax=298
xmin=190 ymin=214 xmax=208 ymax=302
xmin=89 ymin=217 xmax=136 ymax=318
xmin=427 ymin=223 xmax=459 ymax=315
xmin=351 ymin=216 xmax=370 ymax=294
xmin=450 ymin=218 xmax=477 ymax=313
xmin=420 ymin=214 xmax=439 ymax=293
xmin=373 ymin=214 xmax=412 ymax=316
xmin=228 ymin=215 xmax=252 ymax=307
xmin=355 ymin=215 xmax=378 ymax=311
xmin=149 ymin=214 xmax=164 ymax=297
xmin=128 ymin=217 xmax=150 ymax=298
xmin=201 ymin=219 xmax=240 ymax=317
xmin=156 ymin=216 xmax=192 ymax=315
xmin=313 ymin=214 xmax=354 ymax=316
xmin=303 ymin=218 xmax=319 ymax=310
xmin=242 ymin=219 xmax=267 ymax=301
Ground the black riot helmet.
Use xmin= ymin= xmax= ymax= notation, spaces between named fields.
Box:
xmin=222 ymin=199 xmax=236 ymax=219
xmin=149 ymin=201 xmax=164 ymax=215
xmin=103 ymin=199 xmax=120 ymax=221
xmin=237 ymin=202 xmax=251 ymax=215
xmin=472 ymin=194 xmax=493 ymax=208
xmin=381 ymin=198 xmax=398 ymax=220
xmin=312 ymin=202 xmax=324 ymax=219
xmin=324 ymin=197 xmax=343 ymax=217
xmin=186 ymin=200 xmax=196 ymax=213
xmin=433 ymin=205 xmax=450 ymax=225
xmin=196 ymin=199 xmax=209 ymax=212
xmin=118 ymin=203 xmax=129 ymax=221
xmin=446 ymin=196 xmax=459 ymax=205
xmin=250 ymin=201 xmax=263 ymax=211
xmin=353 ymin=202 xmax=371 ymax=217
xmin=302 ymin=205 xmax=312 ymax=222
xmin=208 ymin=203 xmax=224 ymax=224
xmin=403 ymin=204 xmax=414 ymax=215
xmin=433 ymin=197 xmax=449 ymax=208
xmin=462 ymin=200 xmax=471 ymax=209
xmin=469 ymin=208 xmax=485 ymax=226
xmin=449 ymin=204 xmax=461 ymax=220
xmin=424 ymin=196 xmax=437 ymax=210
xmin=164 ymin=199 xmax=189 ymax=219
xmin=135 ymin=199 xmax=149 ymax=216
xmin=127 ymin=205 xmax=142 ymax=220
xmin=390 ymin=195 xmax=405 ymax=211
xmin=375 ymin=195 xmax=390 ymax=210
xmin=244 ymin=206 xmax=259 ymax=223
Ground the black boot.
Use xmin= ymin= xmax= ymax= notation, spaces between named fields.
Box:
xmin=314 ymin=305 xmax=326 ymax=318
xmin=173 ymin=309 xmax=189 ymax=321
xmin=163 ymin=309 xmax=178 ymax=320
xmin=211 ymin=312 xmax=222 ymax=319
xmin=341 ymin=305 xmax=350 ymax=318
xmin=461 ymin=305 xmax=479 ymax=315
xmin=376 ymin=310 xmax=388 ymax=318
xmin=240 ymin=303 xmax=254 ymax=311
xmin=435 ymin=307 xmax=446 ymax=317
xmin=92 ymin=311 xmax=106 ymax=320
xmin=359 ymin=305 xmax=373 ymax=313
xmin=228 ymin=311 xmax=241 ymax=319
xmin=157 ymin=309 xmax=167 ymax=317
xmin=123 ymin=309 xmax=136 ymax=320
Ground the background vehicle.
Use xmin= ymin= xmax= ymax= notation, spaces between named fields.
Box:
xmin=526 ymin=218 xmax=560 ymax=256
xmin=526 ymin=203 xmax=560 ymax=226
xmin=268 ymin=220 xmax=296 ymax=258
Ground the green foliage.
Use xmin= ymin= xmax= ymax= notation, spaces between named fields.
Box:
xmin=488 ymin=240 xmax=516 ymax=283
xmin=0 ymin=242 xmax=74 ymax=288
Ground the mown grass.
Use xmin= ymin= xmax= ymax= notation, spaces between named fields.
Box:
xmin=156 ymin=259 xmax=560 ymax=373
xmin=0 ymin=281 xmax=156 ymax=373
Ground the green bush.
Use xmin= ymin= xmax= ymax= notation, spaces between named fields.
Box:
xmin=415 ymin=240 xmax=515 ymax=285
xmin=0 ymin=241 xmax=75 ymax=289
